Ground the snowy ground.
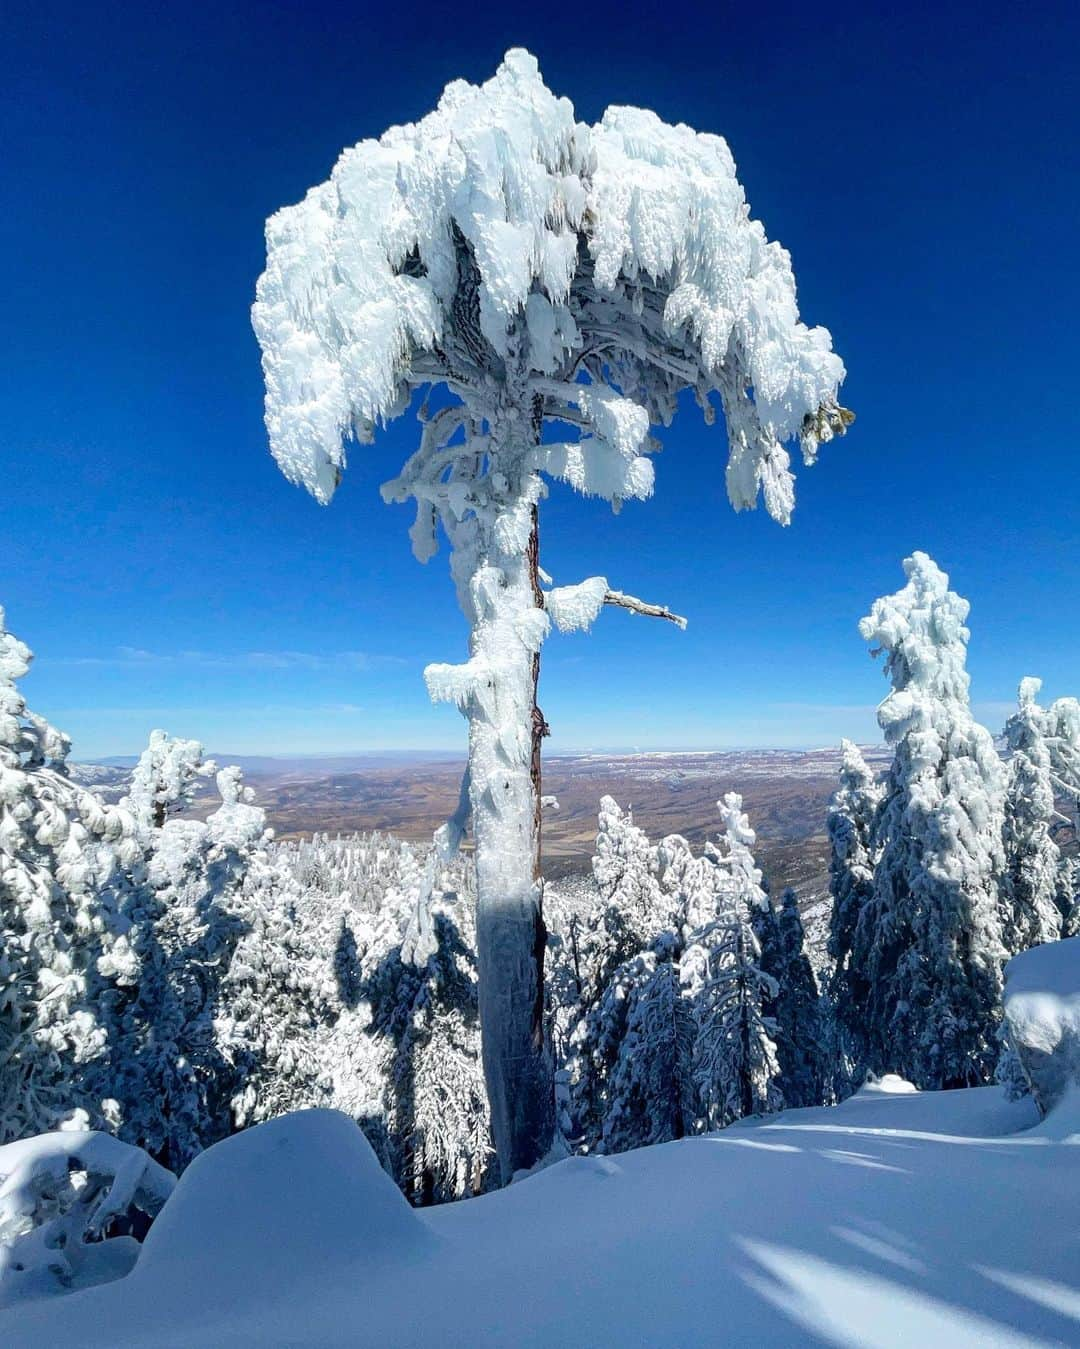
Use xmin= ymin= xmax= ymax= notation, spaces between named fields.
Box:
xmin=5 ymin=1080 xmax=1079 ymax=1348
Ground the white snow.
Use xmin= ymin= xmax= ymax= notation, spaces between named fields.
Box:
xmin=1004 ymin=937 xmax=1080 ymax=1113
xmin=5 ymin=1084 xmax=1078 ymax=1347
xmin=253 ymin=49 xmax=845 ymax=519
xmin=544 ymin=577 xmax=609 ymax=634
xmin=0 ymin=1131 xmax=174 ymax=1309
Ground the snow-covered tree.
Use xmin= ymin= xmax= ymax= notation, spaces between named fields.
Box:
xmin=568 ymin=929 xmax=693 ymax=1154
xmin=759 ymin=888 xmax=826 ymax=1109
xmin=597 ymin=939 xmax=695 ymax=1152
xmin=1001 ymin=679 xmax=1064 ymax=952
xmin=685 ymin=795 xmax=781 ymax=1128
xmin=226 ymin=829 xmax=490 ymax=1205
xmin=331 ymin=864 xmax=492 ymax=1205
xmin=94 ymin=743 xmax=267 ymax=1172
xmin=221 ymin=846 xmax=341 ymax=1133
xmin=0 ymin=608 xmax=138 ymax=1143
xmin=579 ymin=797 xmax=674 ymax=1003
xmin=1042 ymin=695 xmax=1080 ymax=935
xmin=124 ymin=731 xmax=212 ymax=832
xmin=252 ymin=49 xmax=849 ymax=1177
xmin=395 ymin=906 xmax=491 ymax=1204
xmin=826 ymin=739 xmax=883 ymax=1091
xmin=561 ymin=799 xmax=695 ymax=1149
xmin=854 ymin=553 xmax=1008 ymax=1089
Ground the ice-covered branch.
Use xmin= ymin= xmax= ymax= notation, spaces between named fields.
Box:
xmin=602 ymin=589 xmax=688 ymax=630
xmin=543 ymin=578 xmax=687 ymax=633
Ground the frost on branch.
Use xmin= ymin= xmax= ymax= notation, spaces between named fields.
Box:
xmin=253 ymin=47 xmax=848 ymax=527
xmin=545 ymin=578 xmax=609 ymax=634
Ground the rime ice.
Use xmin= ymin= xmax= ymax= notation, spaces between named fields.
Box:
xmin=252 ymin=48 xmax=848 ymax=1178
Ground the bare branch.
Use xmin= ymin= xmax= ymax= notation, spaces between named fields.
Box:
xmin=603 ymin=588 xmax=688 ymax=630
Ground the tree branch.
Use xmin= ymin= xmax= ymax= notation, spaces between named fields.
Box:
xmin=603 ymin=589 xmax=688 ymax=630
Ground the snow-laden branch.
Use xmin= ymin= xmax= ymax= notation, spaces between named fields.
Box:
xmin=544 ymin=578 xmax=687 ymax=633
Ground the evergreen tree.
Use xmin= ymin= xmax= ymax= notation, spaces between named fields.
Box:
xmin=1043 ymin=696 xmax=1080 ymax=935
xmin=685 ymin=795 xmax=781 ymax=1128
xmin=563 ymin=799 xmax=683 ymax=1147
xmin=254 ymin=48 xmax=849 ymax=1177
xmin=772 ymin=889 xmax=826 ymax=1108
xmin=1001 ymin=679 xmax=1064 ymax=952
xmin=581 ymin=797 xmax=674 ymax=1003
xmin=94 ymin=744 xmax=266 ymax=1172
xmin=854 ymin=553 xmax=1007 ymax=1089
xmin=0 ymin=607 xmax=137 ymax=1142
xmin=221 ymin=846 xmax=341 ymax=1133
xmin=826 ymin=739 xmax=883 ymax=1091
xmin=599 ymin=939 xmax=695 ymax=1152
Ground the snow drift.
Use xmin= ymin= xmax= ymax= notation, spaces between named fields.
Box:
xmin=5 ymin=1083 xmax=1079 ymax=1347
xmin=1004 ymin=936 xmax=1080 ymax=1114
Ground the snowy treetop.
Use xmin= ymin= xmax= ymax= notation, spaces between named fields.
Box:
xmin=859 ymin=552 xmax=980 ymax=744
xmin=253 ymin=49 xmax=847 ymax=525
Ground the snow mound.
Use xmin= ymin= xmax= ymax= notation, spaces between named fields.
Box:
xmin=0 ymin=1131 xmax=174 ymax=1309
xmin=7 ymin=1085 xmax=1075 ymax=1347
xmin=1004 ymin=937 xmax=1080 ymax=1113
xmin=852 ymin=1074 xmax=919 ymax=1097
xmin=1023 ymin=1084 xmax=1080 ymax=1142
xmin=137 ymin=1109 xmax=427 ymax=1297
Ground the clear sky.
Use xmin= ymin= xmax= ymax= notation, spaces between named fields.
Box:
xmin=2 ymin=0 xmax=1078 ymax=759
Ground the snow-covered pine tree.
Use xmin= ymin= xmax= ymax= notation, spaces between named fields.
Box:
xmin=826 ymin=738 xmax=884 ymax=1091
xmin=1041 ymin=695 xmax=1080 ymax=935
xmin=232 ymin=828 xmax=490 ymax=1204
xmin=685 ymin=795 xmax=781 ymax=1128
xmin=855 ymin=553 xmax=1008 ymax=1089
xmin=252 ymin=49 xmax=849 ymax=1178
xmin=597 ymin=937 xmax=695 ymax=1152
xmin=569 ymin=931 xmax=694 ymax=1154
xmin=220 ymin=843 xmax=341 ymax=1134
xmin=771 ymin=888 xmax=826 ymax=1108
xmin=94 ymin=741 xmax=266 ymax=1172
xmin=1001 ymin=679 xmax=1065 ymax=952
xmin=395 ymin=903 xmax=491 ymax=1204
xmin=566 ymin=802 xmax=692 ymax=1151
xmin=342 ymin=869 xmax=492 ymax=1205
xmin=0 ymin=607 xmax=138 ymax=1143
xmin=580 ymin=797 xmax=674 ymax=1003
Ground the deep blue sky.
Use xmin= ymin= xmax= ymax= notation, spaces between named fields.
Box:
xmin=2 ymin=0 xmax=1078 ymax=758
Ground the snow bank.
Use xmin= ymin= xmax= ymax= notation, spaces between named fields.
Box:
xmin=0 ymin=1131 xmax=174 ymax=1309
xmin=136 ymin=1109 xmax=428 ymax=1299
xmin=1004 ymin=936 xmax=1080 ymax=1114
xmin=7 ymin=1085 xmax=1078 ymax=1347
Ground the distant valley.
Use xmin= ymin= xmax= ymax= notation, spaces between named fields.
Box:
xmin=73 ymin=747 xmax=893 ymax=915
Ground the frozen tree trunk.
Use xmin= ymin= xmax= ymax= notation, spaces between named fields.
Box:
xmin=452 ymin=435 xmax=554 ymax=1181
